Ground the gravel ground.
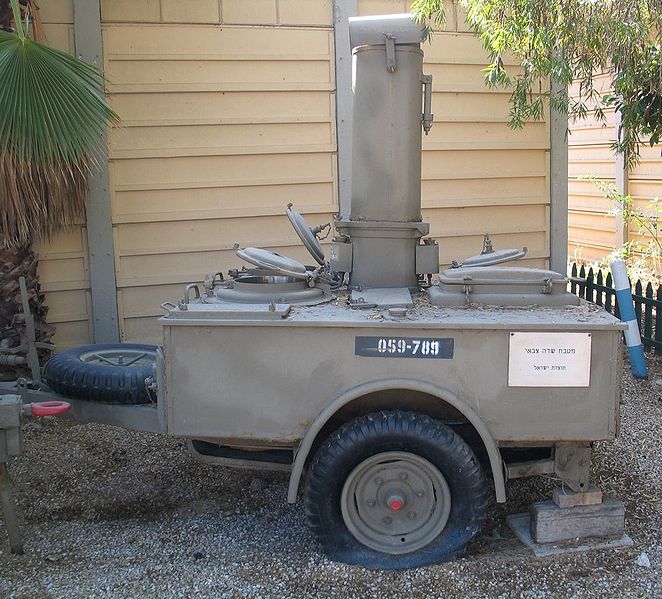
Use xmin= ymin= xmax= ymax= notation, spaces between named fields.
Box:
xmin=1 ymin=358 xmax=660 ymax=599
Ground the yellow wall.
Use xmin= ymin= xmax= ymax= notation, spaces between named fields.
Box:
xmin=568 ymin=73 xmax=661 ymax=266
xmin=36 ymin=0 xmax=94 ymax=348
xmin=38 ymin=0 xmax=552 ymax=348
xmin=102 ymin=0 xmax=336 ymax=343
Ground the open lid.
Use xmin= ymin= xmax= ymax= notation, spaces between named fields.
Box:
xmin=462 ymin=247 xmax=528 ymax=267
xmin=235 ymin=247 xmax=309 ymax=279
xmin=458 ymin=233 xmax=527 ymax=267
xmin=286 ymin=204 xmax=326 ymax=266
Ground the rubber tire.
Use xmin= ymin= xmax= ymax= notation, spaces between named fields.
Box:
xmin=304 ymin=410 xmax=487 ymax=569
xmin=44 ymin=343 xmax=158 ymax=404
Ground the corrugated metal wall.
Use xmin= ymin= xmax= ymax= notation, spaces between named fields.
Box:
xmin=568 ymin=73 xmax=661 ymax=265
xmin=37 ymin=0 xmax=552 ymax=348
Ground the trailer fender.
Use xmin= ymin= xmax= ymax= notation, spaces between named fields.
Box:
xmin=287 ymin=378 xmax=506 ymax=504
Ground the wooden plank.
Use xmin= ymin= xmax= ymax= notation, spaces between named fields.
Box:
xmin=101 ymin=0 xmax=161 ymax=23
xmin=423 ymin=149 xmax=548 ymax=180
xmin=106 ymin=60 xmax=332 ymax=87
xmin=223 ymin=0 xmax=278 ymax=25
xmin=111 ymin=152 xmax=335 ymax=189
xmin=531 ymin=497 xmax=625 ymax=544
xmin=103 ymin=24 xmax=332 ymax=57
xmin=423 ymin=177 xmax=548 ymax=206
xmin=357 ymin=0 xmax=408 ymax=16
xmin=50 ymin=321 xmax=93 ymax=349
xmin=108 ymin=82 xmax=335 ymax=93
xmin=108 ymin=91 xmax=333 ymax=123
xmin=39 ymin=289 xmax=90 ymax=324
xmin=279 ymin=0 xmax=333 ymax=25
xmin=39 ymin=0 xmax=74 ymax=23
xmin=110 ymin=122 xmax=334 ymax=155
xmin=424 ymin=122 xmax=548 ymax=150
xmin=161 ymin=0 xmax=220 ymax=23
xmin=115 ymin=213 xmax=335 ymax=255
xmin=113 ymin=183 xmax=335 ymax=223
xmin=427 ymin=204 xmax=548 ymax=237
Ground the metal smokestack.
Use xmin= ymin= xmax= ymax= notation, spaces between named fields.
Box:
xmin=331 ymin=14 xmax=438 ymax=290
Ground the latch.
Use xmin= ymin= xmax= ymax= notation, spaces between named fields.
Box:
xmin=421 ymin=74 xmax=433 ymax=134
xmin=384 ymin=33 xmax=396 ymax=72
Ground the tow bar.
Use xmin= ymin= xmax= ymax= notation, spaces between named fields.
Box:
xmin=0 ymin=395 xmax=71 ymax=554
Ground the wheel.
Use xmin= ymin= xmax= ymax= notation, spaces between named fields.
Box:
xmin=44 ymin=343 xmax=158 ymax=404
xmin=304 ymin=410 xmax=487 ymax=569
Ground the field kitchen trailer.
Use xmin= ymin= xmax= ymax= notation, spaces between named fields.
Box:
xmin=1 ymin=14 xmax=630 ymax=568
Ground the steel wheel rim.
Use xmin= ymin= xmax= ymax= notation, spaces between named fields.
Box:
xmin=78 ymin=349 xmax=155 ymax=368
xmin=341 ymin=451 xmax=451 ymax=555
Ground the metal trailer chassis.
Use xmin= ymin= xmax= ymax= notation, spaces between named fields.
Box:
xmin=159 ymin=300 xmax=624 ymax=504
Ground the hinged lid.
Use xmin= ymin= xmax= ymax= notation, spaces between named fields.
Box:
xmin=461 ymin=247 xmax=527 ymax=267
xmin=439 ymin=266 xmax=568 ymax=285
xmin=349 ymin=14 xmax=425 ymax=49
xmin=286 ymin=204 xmax=326 ymax=266
xmin=458 ymin=233 xmax=527 ymax=267
xmin=236 ymin=247 xmax=310 ymax=280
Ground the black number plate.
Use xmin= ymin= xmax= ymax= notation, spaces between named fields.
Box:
xmin=355 ymin=336 xmax=454 ymax=359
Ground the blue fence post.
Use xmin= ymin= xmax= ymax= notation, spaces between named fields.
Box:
xmin=611 ymin=260 xmax=649 ymax=379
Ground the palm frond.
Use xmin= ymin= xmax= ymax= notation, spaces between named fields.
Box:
xmin=0 ymin=25 xmax=118 ymax=248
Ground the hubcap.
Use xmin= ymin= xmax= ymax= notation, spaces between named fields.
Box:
xmin=79 ymin=349 xmax=155 ymax=368
xmin=340 ymin=451 xmax=451 ymax=555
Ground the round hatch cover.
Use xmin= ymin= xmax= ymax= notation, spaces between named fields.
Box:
xmin=287 ymin=204 xmax=325 ymax=266
xmin=236 ymin=247 xmax=309 ymax=279
xmin=462 ymin=247 xmax=527 ymax=267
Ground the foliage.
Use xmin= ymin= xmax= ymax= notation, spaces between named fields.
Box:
xmin=0 ymin=0 xmax=118 ymax=248
xmin=583 ymin=176 xmax=662 ymax=283
xmin=411 ymin=0 xmax=662 ymax=168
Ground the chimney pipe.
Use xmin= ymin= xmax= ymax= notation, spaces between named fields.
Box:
xmin=331 ymin=14 xmax=438 ymax=290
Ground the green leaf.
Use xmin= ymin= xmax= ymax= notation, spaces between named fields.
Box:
xmin=0 ymin=28 xmax=119 ymax=248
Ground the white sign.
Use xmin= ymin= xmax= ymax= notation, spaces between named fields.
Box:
xmin=508 ymin=332 xmax=592 ymax=387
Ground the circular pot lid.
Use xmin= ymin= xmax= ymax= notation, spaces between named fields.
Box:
xmin=236 ymin=247 xmax=310 ymax=279
xmin=286 ymin=204 xmax=325 ymax=266
xmin=462 ymin=247 xmax=528 ymax=267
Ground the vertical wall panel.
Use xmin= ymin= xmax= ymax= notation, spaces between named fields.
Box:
xmin=37 ymin=1 xmax=93 ymax=348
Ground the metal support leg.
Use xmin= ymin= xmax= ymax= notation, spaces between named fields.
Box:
xmin=0 ymin=463 xmax=23 ymax=554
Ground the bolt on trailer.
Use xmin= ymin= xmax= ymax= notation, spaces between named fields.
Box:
xmin=4 ymin=14 xmax=628 ymax=569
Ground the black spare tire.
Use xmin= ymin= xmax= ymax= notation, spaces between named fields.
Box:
xmin=44 ymin=343 xmax=158 ymax=404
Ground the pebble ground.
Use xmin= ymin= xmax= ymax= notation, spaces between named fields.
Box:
xmin=1 ymin=359 xmax=660 ymax=598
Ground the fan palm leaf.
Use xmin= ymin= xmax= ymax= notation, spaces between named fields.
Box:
xmin=0 ymin=0 xmax=118 ymax=248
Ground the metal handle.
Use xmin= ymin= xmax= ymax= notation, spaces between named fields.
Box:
xmin=421 ymin=74 xmax=433 ymax=134
xmin=384 ymin=34 xmax=396 ymax=72
xmin=29 ymin=401 xmax=71 ymax=417
xmin=160 ymin=301 xmax=177 ymax=313
xmin=182 ymin=284 xmax=201 ymax=305
xmin=204 ymin=272 xmax=225 ymax=296
xmin=210 ymin=272 xmax=224 ymax=285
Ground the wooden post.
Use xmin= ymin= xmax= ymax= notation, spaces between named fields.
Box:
xmin=73 ymin=0 xmax=120 ymax=344
xmin=0 ymin=463 xmax=23 ymax=554
xmin=614 ymin=110 xmax=629 ymax=249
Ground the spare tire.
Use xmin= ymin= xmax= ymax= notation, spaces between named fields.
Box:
xmin=44 ymin=343 xmax=159 ymax=404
